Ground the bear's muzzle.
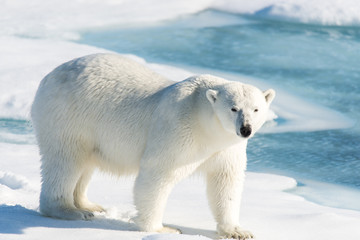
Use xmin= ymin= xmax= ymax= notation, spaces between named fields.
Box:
xmin=240 ymin=124 xmax=252 ymax=138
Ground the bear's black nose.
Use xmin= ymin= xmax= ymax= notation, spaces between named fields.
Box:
xmin=240 ymin=125 xmax=252 ymax=138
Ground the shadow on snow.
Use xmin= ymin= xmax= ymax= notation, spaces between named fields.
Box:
xmin=0 ymin=205 xmax=217 ymax=239
xmin=0 ymin=204 xmax=137 ymax=234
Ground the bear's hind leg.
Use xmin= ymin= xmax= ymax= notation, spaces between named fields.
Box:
xmin=39 ymin=150 xmax=94 ymax=220
xmin=73 ymin=167 xmax=105 ymax=213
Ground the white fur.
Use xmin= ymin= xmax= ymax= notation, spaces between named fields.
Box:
xmin=31 ymin=53 xmax=275 ymax=238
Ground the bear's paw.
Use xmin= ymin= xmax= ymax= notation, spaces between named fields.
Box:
xmin=218 ymin=224 xmax=254 ymax=239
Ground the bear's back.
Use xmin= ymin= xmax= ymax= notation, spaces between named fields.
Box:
xmin=38 ymin=53 xmax=172 ymax=100
xmin=31 ymin=54 xmax=174 ymax=148
xmin=32 ymin=54 xmax=174 ymax=121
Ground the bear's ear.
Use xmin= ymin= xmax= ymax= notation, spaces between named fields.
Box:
xmin=206 ymin=89 xmax=218 ymax=104
xmin=263 ymin=89 xmax=276 ymax=105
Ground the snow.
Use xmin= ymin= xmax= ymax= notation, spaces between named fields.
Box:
xmin=1 ymin=142 xmax=360 ymax=240
xmin=213 ymin=0 xmax=360 ymax=26
xmin=0 ymin=36 xmax=110 ymax=119
xmin=143 ymin=234 xmax=210 ymax=240
xmin=1 ymin=0 xmax=359 ymax=41
xmin=0 ymin=172 xmax=30 ymax=190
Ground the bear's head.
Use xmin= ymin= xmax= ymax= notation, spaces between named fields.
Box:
xmin=206 ymin=82 xmax=275 ymax=139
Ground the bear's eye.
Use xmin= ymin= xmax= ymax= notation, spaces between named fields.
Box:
xmin=254 ymin=109 xmax=259 ymax=113
xmin=231 ymin=107 xmax=238 ymax=112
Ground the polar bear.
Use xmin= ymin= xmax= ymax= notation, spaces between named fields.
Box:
xmin=31 ymin=53 xmax=275 ymax=239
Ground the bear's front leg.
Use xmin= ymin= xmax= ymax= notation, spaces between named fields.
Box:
xmin=133 ymin=166 xmax=182 ymax=234
xmin=132 ymin=113 xmax=198 ymax=234
xmin=207 ymin=170 xmax=253 ymax=239
xmin=205 ymin=147 xmax=254 ymax=239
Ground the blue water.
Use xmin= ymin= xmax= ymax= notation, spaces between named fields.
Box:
xmin=2 ymin=10 xmax=359 ymax=210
